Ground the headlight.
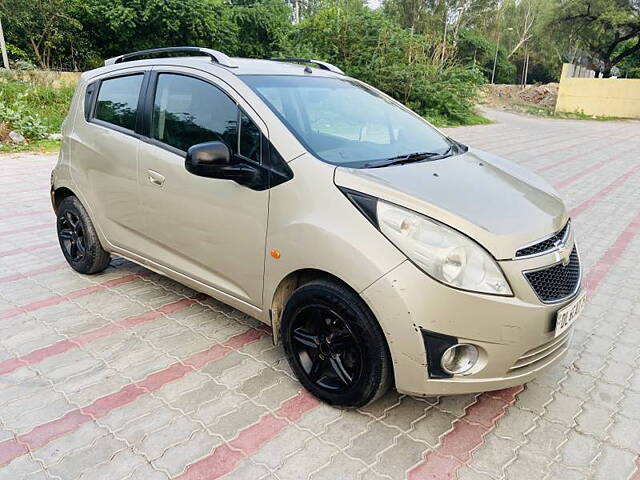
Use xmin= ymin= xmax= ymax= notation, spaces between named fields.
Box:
xmin=377 ymin=201 xmax=512 ymax=295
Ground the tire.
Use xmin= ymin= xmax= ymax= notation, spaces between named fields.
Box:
xmin=56 ymin=196 xmax=111 ymax=274
xmin=281 ymin=280 xmax=393 ymax=407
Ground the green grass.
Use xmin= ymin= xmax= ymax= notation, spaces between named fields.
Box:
xmin=0 ymin=80 xmax=73 ymax=153
xmin=430 ymin=113 xmax=493 ymax=128
xmin=0 ymin=80 xmax=74 ymax=132
xmin=521 ymin=105 xmax=624 ymax=122
xmin=0 ymin=139 xmax=61 ymax=154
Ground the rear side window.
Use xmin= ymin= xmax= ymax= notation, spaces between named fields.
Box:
xmin=94 ymin=74 xmax=143 ymax=131
xmin=152 ymin=74 xmax=238 ymax=153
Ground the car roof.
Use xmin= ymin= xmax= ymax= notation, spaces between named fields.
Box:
xmin=86 ymin=55 xmax=345 ymax=80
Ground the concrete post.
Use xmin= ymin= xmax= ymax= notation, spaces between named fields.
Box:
xmin=0 ymin=18 xmax=9 ymax=70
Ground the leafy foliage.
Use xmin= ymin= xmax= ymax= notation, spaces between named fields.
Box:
xmin=0 ymin=80 xmax=74 ymax=140
xmin=554 ymin=0 xmax=640 ymax=76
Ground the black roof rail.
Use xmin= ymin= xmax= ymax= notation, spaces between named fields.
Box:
xmin=269 ymin=57 xmax=344 ymax=75
xmin=104 ymin=47 xmax=237 ymax=68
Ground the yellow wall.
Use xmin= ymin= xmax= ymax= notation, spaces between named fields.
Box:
xmin=556 ymin=64 xmax=640 ymax=118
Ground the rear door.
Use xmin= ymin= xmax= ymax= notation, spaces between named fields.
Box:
xmin=136 ymin=69 xmax=270 ymax=306
xmin=70 ymin=70 xmax=148 ymax=250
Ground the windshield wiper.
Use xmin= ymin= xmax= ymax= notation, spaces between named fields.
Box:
xmin=365 ymin=145 xmax=454 ymax=169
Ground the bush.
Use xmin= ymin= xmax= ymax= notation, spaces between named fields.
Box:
xmin=0 ymin=80 xmax=74 ymax=141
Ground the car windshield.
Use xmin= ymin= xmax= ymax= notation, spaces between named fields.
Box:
xmin=240 ymin=75 xmax=453 ymax=168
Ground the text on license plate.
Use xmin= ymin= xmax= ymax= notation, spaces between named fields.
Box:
xmin=555 ymin=291 xmax=587 ymax=337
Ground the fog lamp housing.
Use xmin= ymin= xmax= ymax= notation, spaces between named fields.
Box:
xmin=440 ymin=344 xmax=479 ymax=375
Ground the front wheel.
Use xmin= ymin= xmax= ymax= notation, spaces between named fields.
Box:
xmin=56 ymin=196 xmax=111 ymax=274
xmin=281 ymin=280 xmax=393 ymax=407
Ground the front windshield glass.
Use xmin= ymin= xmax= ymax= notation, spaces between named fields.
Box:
xmin=240 ymin=75 xmax=453 ymax=168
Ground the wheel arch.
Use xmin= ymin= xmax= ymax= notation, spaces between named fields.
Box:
xmin=269 ymin=268 xmax=369 ymax=345
xmin=52 ymin=186 xmax=77 ymax=212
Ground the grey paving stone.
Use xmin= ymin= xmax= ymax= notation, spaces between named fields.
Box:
xmin=491 ymin=406 xmax=537 ymax=445
xmin=543 ymin=392 xmax=582 ymax=427
xmin=591 ymin=443 xmax=637 ymax=480
xmin=138 ymin=414 xmax=202 ymax=460
xmin=273 ymin=437 xmax=338 ymax=480
xmin=546 ymin=463 xmax=588 ymax=480
xmin=514 ymin=384 xmax=555 ymax=415
xmin=192 ymin=389 xmax=246 ymax=427
xmin=456 ymin=465 xmax=496 ymax=480
xmin=153 ymin=371 xmax=210 ymax=404
xmin=77 ymin=448 xmax=147 ymax=480
xmin=589 ymin=381 xmax=625 ymax=410
xmin=0 ymin=455 xmax=45 ymax=480
xmin=47 ymin=434 xmax=127 ymax=479
xmin=170 ymin=379 xmax=226 ymax=414
xmin=152 ymin=429 xmax=221 ymax=477
xmin=320 ymin=412 xmax=372 ymax=449
xmin=346 ymin=421 xmax=399 ymax=464
xmin=607 ymin=413 xmax=640 ymax=451
xmin=469 ymin=433 xmax=518 ymax=478
xmin=371 ymin=433 xmax=426 ymax=478
xmin=525 ymin=418 xmax=567 ymax=458
xmin=252 ymin=377 xmax=303 ymax=410
xmin=560 ymin=370 xmax=597 ymax=399
xmin=310 ymin=453 xmax=365 ymax=480
xmin=409 ymin=407 xmax=457 ymax=448
xmin=380 ymin=396 xmax=432 ymax=432
xmin=221 ymin=458 xmax=270 ymax=480
xmin=558 ymin=430 xmax=600 ymax=468
xmin=503 ymin=446 xmax=549 ymax=480
xmin=251 ymin=424 xmax=312 ymax=470
xmin=295 ymin=402 xmax=342 ymax=434
xmin=575 ymin=402 xmax=614 ymax=439
xmin=235 ymin=366 xmax=284 ymax=398
xmin=208 ymin=400 xmax=268 ymax=441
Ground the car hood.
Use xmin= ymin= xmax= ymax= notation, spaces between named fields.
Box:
xmin=333 ymin=148 xmax=568 ymax=260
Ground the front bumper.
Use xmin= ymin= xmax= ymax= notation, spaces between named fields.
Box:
xmin=361 ymin=255 xmax=582 ymax=396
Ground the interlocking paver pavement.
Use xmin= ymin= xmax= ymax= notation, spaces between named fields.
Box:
xmin=1 ymin=108 xmax=639 ymax=479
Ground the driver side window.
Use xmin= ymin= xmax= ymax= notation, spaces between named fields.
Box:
xmin=152 ymin=73 xmax=262 ymax=163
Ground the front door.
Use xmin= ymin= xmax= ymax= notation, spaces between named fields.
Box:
xmin=137 ymin=71 xmax=269 ymax=307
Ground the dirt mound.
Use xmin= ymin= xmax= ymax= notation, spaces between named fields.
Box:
xmin=517 ymin=83 xmax=558 ymax=107
xmin=482 ymin=83 xmax=558 ymax=109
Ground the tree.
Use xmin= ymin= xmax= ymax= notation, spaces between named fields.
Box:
xmin=555 ymin=0 xmax=640 ymax=76
xmin=230 ymin=0 xmax=293 ymax=57
xmin=73 ymin=0 xmax=239 ymax=63
xmin=0 ymin=0 xmax=85 ymax=69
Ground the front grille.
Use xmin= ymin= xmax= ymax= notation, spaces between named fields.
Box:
xmin=516 ymin=222 xmax=570 ymax=257
xmin=524 ymin=246 xmax=580 ymax=302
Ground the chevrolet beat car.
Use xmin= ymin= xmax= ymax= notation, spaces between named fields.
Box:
xmin=51 ymin=46 xmax=586 ymax=407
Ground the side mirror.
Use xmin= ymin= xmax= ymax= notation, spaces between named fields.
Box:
xmin=185 ymin=141 xmax=262 ymax=188
xmin=185 ymin=141 xmax=233 ymax=178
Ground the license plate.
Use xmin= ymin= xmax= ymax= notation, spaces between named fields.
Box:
xmin=555 ymin=291 xmax=587 ymax=337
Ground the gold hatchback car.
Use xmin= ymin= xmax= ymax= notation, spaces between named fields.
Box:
xmin=51 ymin=47 xmax=585 ymax=407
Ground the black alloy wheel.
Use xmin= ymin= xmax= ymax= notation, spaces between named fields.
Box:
xmin=290 ymin=304 xmax=363 ymax=392
xmin=58 ymin=210 xmax=86 ymax=262
xmin=56 ymin=195 xmax=111 ymax=274
xmin=281 ymin=280 xmax=393 ymax=407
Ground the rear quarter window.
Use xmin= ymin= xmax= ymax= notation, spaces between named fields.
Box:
xmin=94 ymin=74 xmax=144 ymax=131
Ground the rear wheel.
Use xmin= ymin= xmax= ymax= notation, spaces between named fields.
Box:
xmin=281 ymin=280 xmax=392 ymax=407
xmin=56 ymin=196 xmax=110 ymax=274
